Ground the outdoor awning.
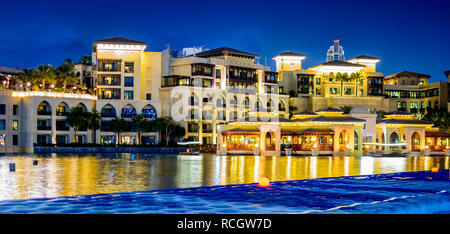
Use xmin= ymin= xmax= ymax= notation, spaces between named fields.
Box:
xmin=425 ymin=131 xmax=450 ymax=137
xmin=290 ymin=128 xmax=334 ymax=135
xmin=222 ymin=128 xmax=260 ymax=134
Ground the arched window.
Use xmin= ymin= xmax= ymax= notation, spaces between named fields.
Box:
xmin=217 ymin=96 xmax=226 ymax=108
xmin=37 ymin=101 xmax=52 ymax=115
xmin=56 ymin=102 xmax=69 ymax=116
xmin=189 ymin=93 xmax=199 ymax=106
xmin=142 ymin=104 xmax=157 ymax=119
xmin=76 ymin=103 xmax=88 ymax=113
xmin=354 ymin=131 xmax=358 ymax=150
xmin=390 ymin=132 xmax=400 ymax=151
xmin=412 ymin=132 xmax=421 ymax=151
xmin=101 ymin=104 xmax=116 ymax=117
xmin=390 ymin=132 xmax=399 ymax=143
xmin=279 ymin=101 xmax=286 ymax=112
xmin=121 ymin=104 xmax=136 ymax=118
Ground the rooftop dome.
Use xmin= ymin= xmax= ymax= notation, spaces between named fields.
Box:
xmin=350 ymin=106 xmax=369 ymax=114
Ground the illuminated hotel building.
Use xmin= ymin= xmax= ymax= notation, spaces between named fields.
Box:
xmin=92 ymin=37 xmax=163 ymax=145
xmin=0 ymin=37 xmax=449 ymax=155
xmin=159 ymin=47 xmax=289 ymax=145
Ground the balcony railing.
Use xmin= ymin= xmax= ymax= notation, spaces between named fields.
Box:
xmin=56 ymin=126 xmax=70 ymax=131
xmin=37 ymin=126 xmax=51 ymax=130
xmin=56 ymin=112 xmax=69 ymax=116
xmin=37 ymin=110 xmax=52 ymax=115
xmin=98 ymin=80 xmax=121 ymax=86
xmin=192 ymin=71 xmax=213 ymax=77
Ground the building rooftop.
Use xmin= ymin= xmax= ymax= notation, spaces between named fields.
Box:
xmin=349 ymin=106 xmax=370 ymax=114
xmin=385 ymin=71 xmax=431 ymax=79
xmin=231 ymin=116 xmax=294 ymax=123
xmin=349 ymin=55 xmax=380 ymax=60
xmin=0 ymin=66 xmax=22 ymax=75
xmin=445 ymin=70 xmax=450 ymax=78
xmin=315 ymin=107 xmax=344 ymax=113
xmin=274 ymin=51 xmax=307 ymax=57
xmin=296 ymin=116 xmax=366 ymax=123
xmin=195 ymin=47 xmax=259 ymax=59
xmin=310 ymin=60 xmax=365 ymax=69
xmin=94 ymin=37 xmax=147 ymax=45
xmin=376 ymin=119 xmax=433 ymax=125
xmin=293 ymin=110 xmax=317 ymax=115
xmin=385 ymin=110 xmax=412 ymax=116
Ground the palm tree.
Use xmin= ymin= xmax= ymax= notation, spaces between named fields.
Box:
xmin=132 ymin=114 xmax=149 ymax=145
xmin=341 ymin=73 xmax=351 ymax=95
xmin=370 ymin=108 xmax=386 ymax=120
xmin=79 ymin=55 xmax=92 ymax=65
xmin=351 ymin=72 xmax=362 ymax=96
xmin=340 ymin=105 xmax=353 ymax=114
xmin=110 ymin=117 xmax=126 ymax=145
xmin=86 ymin=110 xmax=102 ymax=144
xmin=34 ymin=64 xmax=56 ymax=91
xmin=16 ymin=68 xmax=35 ymax=90
xmin=336 ymin=72 xmax=342 ymax=95
xmin=67 ymin=107 xmax=87 ymax=143
xmin=154 ymin=117 xmax=186 ymax=145
xmin=56 ymin=59 xmax=79 ymax=92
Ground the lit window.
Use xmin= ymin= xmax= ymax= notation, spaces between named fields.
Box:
xmin=124 ymin=62 xmax=134 ymax=73
xmin=12 ymin=120 xmax=18 ymax=131
xmin=124 ymin=91 xmax=134 ymax=100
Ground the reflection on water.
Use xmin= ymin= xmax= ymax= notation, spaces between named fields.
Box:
xmin=0 ymin=153 xmax=449 ymax=201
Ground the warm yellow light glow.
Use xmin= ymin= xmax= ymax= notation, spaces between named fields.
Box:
xmin=258 ymin=177 xmax=270 ymax=187
xmin=12 ymin=91 xmax=97 ymax=100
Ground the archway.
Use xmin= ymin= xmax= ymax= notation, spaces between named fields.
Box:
xmin=101 ymin=104 xmax=116 ymax=117
xmin=265 ymin=131 xmax=275 ymax=151
xmin=411 ymin=132 xmax=421 ymax=151
xmin=121 ymin=104 xmax=136 ymax=118
xmin=216 ymin=95 xmax=226 ymax=108
xmin=279 ymin=100 xmax=286 ymax=112
xmin=37 ymin=101 xmax=51 ymax=115
xmin=390 ymin=132 xmax=399 ymax=151
xmin=189 ymin=93 xmax=199 ymax=106
xmin=76 ymin=103 xmax=88 ymax=113
xmin=56 ymin=102 xmax=69 ymax=116
xmin=339 ymin=130 xmax=349 ymax=150
xmin=142 ymin=104 xmax=157 ymax=119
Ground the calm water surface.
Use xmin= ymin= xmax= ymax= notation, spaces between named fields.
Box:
xmin=0 ymin=153 xmax=449 ymax=201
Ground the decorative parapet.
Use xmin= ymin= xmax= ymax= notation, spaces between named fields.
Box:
xmin=11 ymin=91 xmax=97 ymax=100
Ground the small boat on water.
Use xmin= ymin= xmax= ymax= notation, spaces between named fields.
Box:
xmin=180 ymin=149 xmax=200 ymax=155
xmin=177 ymin=141 xmax=201 ymax=155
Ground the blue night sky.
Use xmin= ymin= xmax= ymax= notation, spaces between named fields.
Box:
xmin=0 ymin=0 xmax=449 ymax=82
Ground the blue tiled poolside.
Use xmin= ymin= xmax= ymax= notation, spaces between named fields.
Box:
xmin=0 ymin=169 xmax=449 ymax=214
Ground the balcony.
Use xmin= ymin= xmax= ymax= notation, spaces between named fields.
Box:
xmin=37 ymin=110 xmax=52 ymax=115
xmin=37 ymin=126 xmax=51 ymax=131
xmin=192 ymin=71 xmax=213 ymax=77
xmin=202 ymin=128 xmax=213 ymax=133
xmin=56 ymin=111 xmax=69 ymax=116
xmin=98 ymin=60 xmax=121 ymax=72
xmin=56 ymin=126 xmax=70 ymax=131
xmin=98 ymin=79 xmax=121 ymax=86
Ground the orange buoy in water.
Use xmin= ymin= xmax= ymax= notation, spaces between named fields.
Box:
xmin=258 ymin=177 xmax=270 ymax=187
xmin=431 ymin=167 xmax=439 ymax=173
